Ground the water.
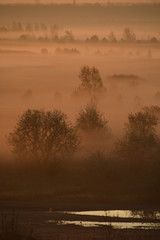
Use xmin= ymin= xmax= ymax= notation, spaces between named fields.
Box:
xmin=47 ymin=210 xmax=160 ymax=229
xmin=64 ymin=210 xmax=160 ymax=219
xmin=48 ymin=220 xmax=160 ymax=229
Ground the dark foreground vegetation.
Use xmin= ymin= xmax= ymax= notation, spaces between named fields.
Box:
xmin=0 ymin=212 xmax=36 ymax=240
xmin=0 ymin=211 xmax=160 ymax=240
xmin=0 ymin=148 xmax=160 ymax=206
xmin=1 ymin=106 xmax=160 ymax=206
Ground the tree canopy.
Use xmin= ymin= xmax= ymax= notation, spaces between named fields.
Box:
xmin=76 ymin=103 xmax=110 ymax=135
xmin=117 ymin=110 xmax=159 ymax=162
xmin=79 ymin=65 xmax=103 ymax=91
xmin=7 ymin=109 xmax=80 ymax=163
xmin=73 ymin=65 xmax=106 ymax=98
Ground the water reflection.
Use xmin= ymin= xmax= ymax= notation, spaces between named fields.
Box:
xmin=131 ymin=210 xmax=159 ymax=219
xmin=65 ymin=210 xmax=160 ymax=219
xmin=47 ymin=210 xmax=160 ymax=229
xmin=48 ymin=220 xmax=160 ymax=229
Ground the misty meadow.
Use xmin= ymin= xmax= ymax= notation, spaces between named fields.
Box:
xmin=0 ymin=1 xmax=160 ymax=240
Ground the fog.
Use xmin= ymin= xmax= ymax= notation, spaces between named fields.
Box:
xmin=1 ymin=40 xmax=160 ymax=155
xmin=0 ymin=3 xmax=160 ymax=215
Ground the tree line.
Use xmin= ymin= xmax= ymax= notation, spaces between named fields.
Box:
xmin=0 ymin=22 xmax=159 ymax=43
xmin=7 ymin=66 xmax=160 ymax=169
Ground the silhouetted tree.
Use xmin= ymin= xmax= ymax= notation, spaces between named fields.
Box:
xmin=150 ymin=36 xmax=158 ymax=43
xmin=76 ymin=103 xmax=111 ymax=152
xmin=117 ymin=111 xmax=159 ymax=162
xmin=7 ymin=109 xmax=80 ymax=163
xmin=61 ymin=30 xmax=74 ymax=42
xmin=73 ymin=66 xmax=106 ymax=98
xmin=90 ymin=34 xmax=99 ymax=42
xmin=80 ymin=65 xmax=105 ymax=91
xmin=50 ymin=24 xmax=58 ymax=38
xmin=108 ymin=31 xmax=117 ymax=42
xmin=143 ymin=105 xmax=160 ymax=121
xmin=76 ymin=103 xmax=110 ymax=135
xmin=55 ymin=48 xmax=80 ymax=55
xmin=19 ymin=34 xmax=32 ymax=41
xmin=123 ymin=27 xmax=136 ymax=42
xmin=41 ymin=48 xmax=48 ymax=54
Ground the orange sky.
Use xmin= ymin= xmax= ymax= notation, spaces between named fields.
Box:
xmin=0 ymin=0 xmax=158 ymax=4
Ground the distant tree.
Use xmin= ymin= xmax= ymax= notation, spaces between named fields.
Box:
xmin=76 ymin=103 xmax=110 ymax=135
xmin=116 ymin=111 xmax=159 ymax=162
xmin=62 ymin=30 xmax=75 ymax=42
xmin=90 ymin=34 xmax=99 ymax=42
xmin=76 ymin=103 xmax=111 ymax=151
xmin=50 ymin=24 xmax=58 ymax=38
xmin=73 ymin=66 xmax=106 ymax=98
xmin=19 ymin=34 xmax=32 ymax=41
xmin=41 ymin=48 xmax=48 ymax=54
xmin=7 ymin=109 xmax=80 ymax=163
xmin=102 ymin=37 xmax=107 ymax=43
xmin=150 ymin=37 xmax=158 ymax=43
xmin=78 ymin=65 xmax=105 ymax=93
xmin=123 ymin=27 xmax=136 ymax=42
xmin=56 ymin=48 xmax=80 ymax=55
xmin=108 ymin=31 xmax=117 ymax=42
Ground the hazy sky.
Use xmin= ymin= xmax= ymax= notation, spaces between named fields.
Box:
xmin=0 ymin=0 xmax=158 ymax=4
